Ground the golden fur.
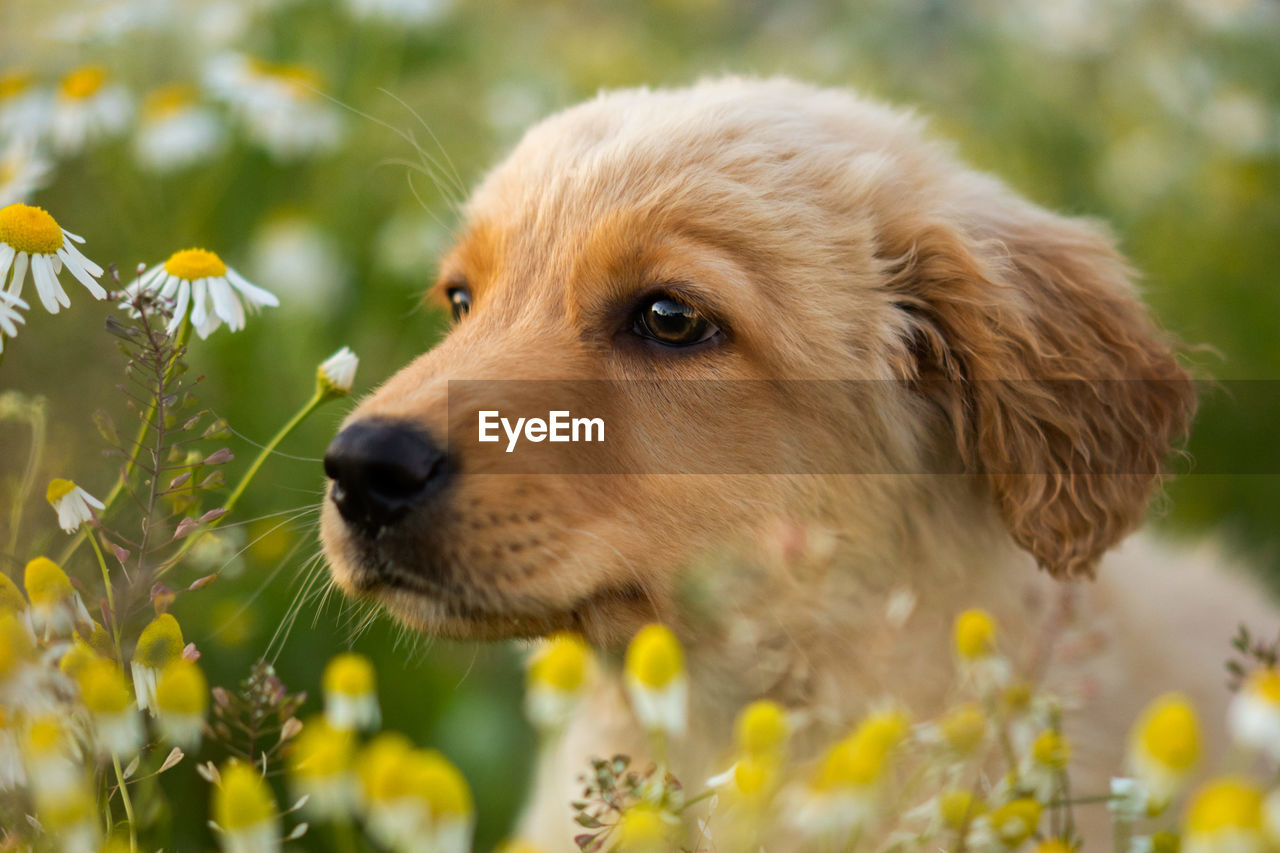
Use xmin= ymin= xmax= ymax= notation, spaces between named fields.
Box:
xmin=320 ymin=77 xmax=1274 ymax=849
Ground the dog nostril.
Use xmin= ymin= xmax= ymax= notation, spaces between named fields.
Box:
xmin=323 ymin=420 xmax=448 ymax=535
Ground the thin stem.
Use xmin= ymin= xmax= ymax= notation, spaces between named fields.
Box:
xmin=6 ymin=395 xmax=45 ymax=557
xmin=59 ymin=316 xmax=192 ymax=566
xmin=111 ymin=754 xmax=138 ymax=853
xmin=86 ymin=528 xmax=124 ymax=663
xmin=163 ymin=388 xmax=330 ymax=572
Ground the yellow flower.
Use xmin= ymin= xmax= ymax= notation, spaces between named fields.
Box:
xmin=23 ymin=715 xmax=79 ymax=798
xmin=0 ymin=204 xmax=105 ymax=313
xmin=1035 ymin=840 xmax=1075 ymax=853
xmin=1183 ymin=777 xmax=1265 ymax=853
xmin=954 ymin=609 xmax=996 ymax=659
xmin=735 ymin=700 xmax=790 ymax=757
xmin=322 ymin=652 xmax=380 ymax=731
xmin=939 ymin=789 xmax=985 ymax=830
xmin=79 ymin=658 xmax=142 ymax=757
xmin=52 ymin=65 xmax=132 ymax=155
xmin=154 ymin=659 xmax=208 ymax=749
xmin=23 ymin=556 xmax=91 ymax=640
xmin=34 ymin=780 xmax=100 ymax=852
xmin=212 ymin=761 xmax=279 ymax=852
xmin=0 ymin=610 xmax=34 ymax=683
xmin=616 ymin=803 xmax=673 ymax=852
xmin=990 ymin=798 xmax=1043 ymax=846
xmin=131 ymin=613 xmax=185 ymax=714
xmin=407 ymin=749 xmax=475 ymax=853
xmin=525 ymin=632 xmax=592 ymax=733
xmin=1129 ymin=693 xmax=1200 ymax=812
xmin=1032 ymin=730 xmax=1070 ymax=769
xmin=0 ymin=571 xmax=25 ymax=614
xmin=287 ymin=716 xmax=357 ymax=820
xmin=939 ymin=703 xmax=987 ymax=755
xmin=623 ymin=624 xmax=687 ymax=737
xmin=45 ymin=478 xmax=105 ymax=533
xmin=814 ymin=710 xmax=909 ymax=791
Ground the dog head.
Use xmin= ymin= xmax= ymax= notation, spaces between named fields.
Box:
xmin=319 ymin=78 xmax=1195 ymax=646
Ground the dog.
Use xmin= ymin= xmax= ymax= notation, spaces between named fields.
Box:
xmin=319 ymin=77 xmax=1276 ymax=848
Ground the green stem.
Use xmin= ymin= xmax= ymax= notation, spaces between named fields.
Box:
xmin=111 ymin=754 xmax=138 ymax=853
xmin=59 ymin=317 xmax=192 ymax=566
xmin=6 ymin=394 xmax=45 ymax=558
xmin=163 ymin=388 xmax=329 ymax=572
xmin=333 ymin=817 xmax=360 ymax=853
xmin=87 ymin=527 xmax=124 ymax=663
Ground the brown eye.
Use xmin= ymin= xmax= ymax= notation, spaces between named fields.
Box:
xmin=633 ymin=296 xmax=718 ymax=347
xmin=447 ymin=286 xmax=472 ymax=322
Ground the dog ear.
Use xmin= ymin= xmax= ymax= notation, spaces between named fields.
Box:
xmin=882 ymin=193 xmax=1196 ymax=579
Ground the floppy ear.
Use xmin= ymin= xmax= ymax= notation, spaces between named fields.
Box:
xmin=881 ymin=192 xmax=1196 ymax=579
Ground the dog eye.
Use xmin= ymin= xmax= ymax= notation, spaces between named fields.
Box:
xmin=633 ymin=296 xmax=718 ymax=348
xmin=447 ymin=286 xmax=472 ymax=322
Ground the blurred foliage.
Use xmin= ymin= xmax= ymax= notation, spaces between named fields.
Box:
xmin=1 ymin=0 xmax=1278 ymax=846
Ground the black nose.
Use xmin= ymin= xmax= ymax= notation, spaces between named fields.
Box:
xmin=323 ymin=421 xmax=448 ymax=536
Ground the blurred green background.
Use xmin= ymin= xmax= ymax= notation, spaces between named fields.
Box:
xmin=1 ymin=0 xmax=1278 ymax=847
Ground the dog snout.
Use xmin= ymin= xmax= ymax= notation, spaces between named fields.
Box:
xmin=323 ymin=420 xmax=449 ymax=536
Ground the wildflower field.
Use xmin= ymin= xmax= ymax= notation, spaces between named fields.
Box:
xmin=1 ymin=0 xmax=1279 ymax=851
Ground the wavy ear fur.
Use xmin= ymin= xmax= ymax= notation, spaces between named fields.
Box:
xmin=882 ymin=192 xmax=1196 ymax=579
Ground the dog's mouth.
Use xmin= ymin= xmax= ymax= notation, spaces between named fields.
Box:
xmin=325 ymin=509 xmax=659 ymax=643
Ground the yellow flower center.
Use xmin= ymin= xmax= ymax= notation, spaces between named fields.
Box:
xmin=0 ymin=70 xmax=33 ymax=100
xmin=529 ymin=632 xmax=589 ymax=692
xmin=46 ymin=478 xmax=78 ymax=504
xmin=732 ymin=755 xmax=774 ymax=797
xmin=735 ymin=700 xmax=789 ymax=756
xmin=625 ymin=624 xmax=684 ymax=689
xmin=0 ymin=204 xmax=65 ymax=255
xmin=939 ymin=790 xmax=984 ymax=829
xmin=954 ymin=609 xmax=997 ymax=659
xmin=59 ymin=638 xmax=102 ymax=681
xmin=991 ymin=798 xmax=1043 ymax=845
xmin=213 ymin=761 xmax=277 ymax=830
xmin=616 ymin=804 xmax=668 ymax=849
xmin=60 ymin=66 xmax=107 ymax=100
xmin=323 ymin=652 xmax=376 ymax=697
xmin=24 ymin=556 xmax=73 ymax=606
xmin=409 ymin=750 xmax=473 ymax=817
xmin=288 ymin=717 xmax=353 ymax=778
xmin=1246 ymin=668 xmax=1280 ymax=704
xmin=156 ymin=660 xmax=208 ymax=714
xmin=0 ymin=572 xmax=25 ymax=614
xmin=79 ymin=659 xmax=132 ymax=714
xmin=814 ymin=710 xmax=909 ymax=790
xmin=1036 ymin=840 xmax=1075 ymax=853
xmin=0 ymin=612 xmax=34 ymax=676
xmin=1033 ymin=730 xmax=1071 ymax=769
xmin=134 ymin=613 xmax=185 ymax=669
xmin=940 ymin=703 xmax=986 ymax=754
xmin=1185 ymin=777 xmax=1263 ymax=834
xmin=26 ymin=716 xmax=65 ymax=756
xmin=164 ymin=248 xmax=227 ymax=281
xmin=143 ymin=84 xmax=196 ymax=120
xmin=252 ymin=59 xmax=323 ymax=98
xmin=357 ymin=732 xmax=414 ymax=802
xmin=1136 ymin=694 xmax=1200 ymax=771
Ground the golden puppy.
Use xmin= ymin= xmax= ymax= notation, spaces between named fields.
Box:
xmin=320 ymin=77 xmax=1274 ymax=847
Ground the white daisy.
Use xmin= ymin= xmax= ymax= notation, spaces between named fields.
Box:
xmin=0 ymin=290 xmax=27 ymax=352
xmin=0 ymin=203 xmax=106 ymax=313
xmin=50 ymin=66 xmax=133 ymax=155
xmin=206 ymin=56 xmax=342 ymax=161
xmin=133 ymin=84 xmax=225 ymax=173
xmin=318 ymin=347 xmax=359 ymax=397
xmin=0 ymin=70 xmax=52 ymax=140
xmin=623 ymin=624 xmax=687 ymax=738
xmin=46 ymin=479 xmax=105 ymax=533
xmin=126 ymin=247 xmax=278 ymax=339
xmin=1227 ymin=668 xmax=1280 ymax=761
xmin=0 ymin=134 xmax=53 ymax=205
